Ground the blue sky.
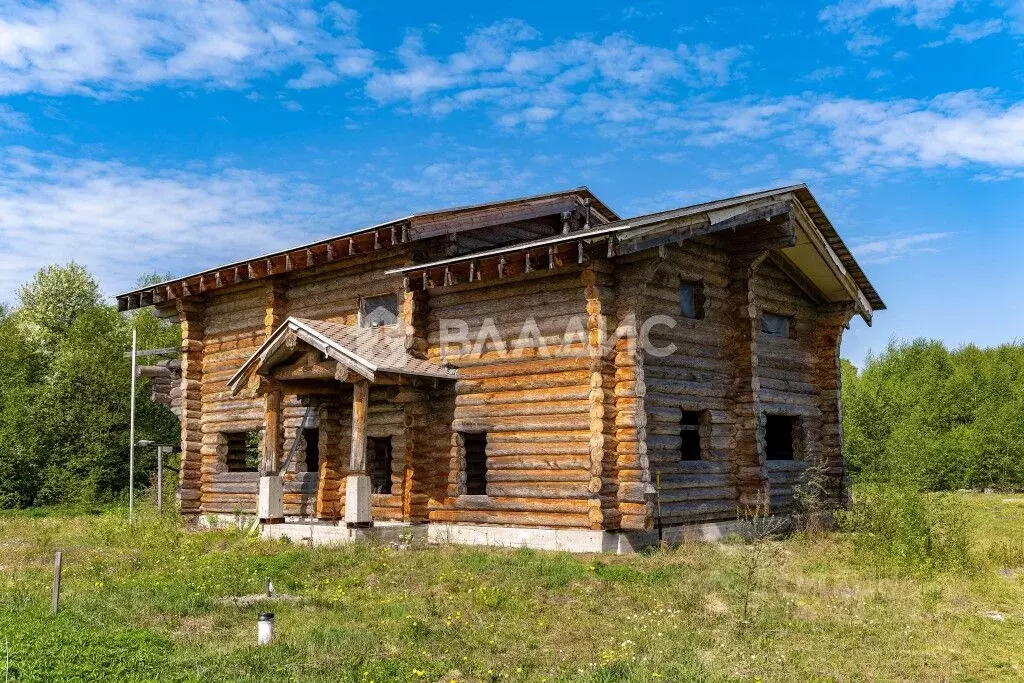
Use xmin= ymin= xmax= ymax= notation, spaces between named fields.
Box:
xmin=0 ymin=0 xmax=1022 ymax=365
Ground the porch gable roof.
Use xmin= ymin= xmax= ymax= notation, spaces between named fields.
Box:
xmin=228 ymin=317 xmax=455 ymax=394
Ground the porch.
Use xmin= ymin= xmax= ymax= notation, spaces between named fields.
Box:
xmin=227 ymin=317 xmax=456 ymax=528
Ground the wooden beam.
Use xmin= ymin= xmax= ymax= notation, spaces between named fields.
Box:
xmin=264 ymin=388 xmax=282 ymax=474
xmin=767 ymin=252 xmax=829 ymax=306
xmin=349 ymin=379 xmax=369 ymax=472
xmin=409 ymin=197 xmax=577 ymax=240
xmin=271 ymin=357 xmax=339 ymax=381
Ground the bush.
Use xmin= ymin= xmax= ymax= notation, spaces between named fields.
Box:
xmin=840 ymin=483 xmax=975 ymax=575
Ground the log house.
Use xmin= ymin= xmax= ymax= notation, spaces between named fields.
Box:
xmin=119 ymin=185 xmax=883 ymax=551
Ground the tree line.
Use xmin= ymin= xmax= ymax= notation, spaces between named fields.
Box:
xmin=0 ymin=264 xmax=1021 ymax=508
xmin=843 ymin=340 xmax=1024 ymax=491
xmin=0 ymin=264 xmax=179 ymax=507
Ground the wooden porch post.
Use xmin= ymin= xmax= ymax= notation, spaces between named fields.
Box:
xmin=345 ymin=379 xmax=372 ymax=526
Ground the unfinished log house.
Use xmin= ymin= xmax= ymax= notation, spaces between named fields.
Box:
xmin=119 ymin=185 xmax=883 ymax=551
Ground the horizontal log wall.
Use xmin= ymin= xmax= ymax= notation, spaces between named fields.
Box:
xmin=197 ymin=282 xmax=266 ymax=514
xmin=181 ymin=244 xmax=415 ymax=517
xmin=425 ymin=266 xmax=596 ymax=529
xmin=284 ymin=250 xmax=408 ymax=324
xmin=752 ymin=258 xmax=821 ymax=513
xmin=177 ymin=299 xmax=204 ymax=514
xmin=633 ymin=243 xmax=740 ymax=526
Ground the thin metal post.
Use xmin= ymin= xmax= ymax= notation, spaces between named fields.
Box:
xmin=655 ymin=471 xmax=663 ymax=544
xmin=156 ymin=446 xmax=165 ymax=515
xmin=128 ymin=326 xmax=137 ymax=524
xmin=51 ymin=551 xmax=62 ymax=615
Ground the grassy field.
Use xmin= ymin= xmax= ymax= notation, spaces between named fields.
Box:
xmin=0 ymin=493 xmax=1021 ymax=682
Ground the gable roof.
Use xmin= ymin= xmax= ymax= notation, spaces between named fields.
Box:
xmin=117 ymin=186 xmax=617 ymax=311
xmin=391 ymin=184 xmax=884 ymax=314
xmin=228 ymin=317 xmax=455 ymax=394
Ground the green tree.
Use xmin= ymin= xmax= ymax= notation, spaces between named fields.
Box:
xmin=843 ymin=339 xmax=1024 ymax=491
xmin=17 ymin=262 xmax=102 ymax=354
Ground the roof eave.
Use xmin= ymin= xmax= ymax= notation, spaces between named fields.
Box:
xmin=118 ymin=186 xmax=618 ymax=311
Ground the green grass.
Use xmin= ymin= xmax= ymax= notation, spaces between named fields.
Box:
xmin=0 ymin=494 xmax=1022 ymax=682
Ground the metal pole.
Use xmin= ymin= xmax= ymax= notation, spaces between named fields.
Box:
xmin=655 ymin=471 xmax=663 ymax=544
xmin=129 ymin=326 xmax=137 ymax=524
xmin=156 ymin=446 xmax=164 ymax=515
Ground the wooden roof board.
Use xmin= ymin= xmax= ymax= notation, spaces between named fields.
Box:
xmin=392 ymin=184 xmax=885 ymax=312
xmin=117 ymin=187 xmax=617 ymax=311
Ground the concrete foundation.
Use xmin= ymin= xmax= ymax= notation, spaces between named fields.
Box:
xmin=192 ymin=515 xmax=776 ymax=554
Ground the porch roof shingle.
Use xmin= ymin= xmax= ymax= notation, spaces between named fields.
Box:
xmin=228 ymin=317 xmax=455 ymax=394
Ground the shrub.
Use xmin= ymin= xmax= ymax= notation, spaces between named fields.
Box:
xmin=840 ymin=483 xmax=975 ymax=575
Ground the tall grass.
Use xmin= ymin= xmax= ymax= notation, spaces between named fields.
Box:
xmin=839 ymin=483 xmax=976 ymax=575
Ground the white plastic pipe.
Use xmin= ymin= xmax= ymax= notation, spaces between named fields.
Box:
xmin=258 ymin=613 xmax=274 ymax=645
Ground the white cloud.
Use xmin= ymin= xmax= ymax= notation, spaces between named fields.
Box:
xmin=819 ymin=0 xmax=961 ymax=30
xmin=924 ymin=18 xmax=1006 ymax=46
xmin=0 ymin=0 xmax=374 ymax=96
xmin=0 ymin=146 xmax=560 ymax=303
xmin=389 ymin=157 xmax=536 ymax=202
xmin=599 ymin=89 xmax=1024 ymax=174
xmin=809 ymin=90 xmax=1024 ymax=170
xmin=851 ymin=232 xmax=952 ymax=263
xmin=364 ymin=19 xmax=744 ymax=129
xmin=0 ymin=104 xmax=28 ymax=130
xmin=819 ymin=0 xmax=962 ymax=52
xmin=0 ymin=147 xmax=346 ymax=302
xmin=803 ymin=66 xmax=846 ymax=81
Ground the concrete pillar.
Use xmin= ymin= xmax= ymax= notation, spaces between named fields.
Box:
xmin=258 ymin=476 xmax=284 ymax=522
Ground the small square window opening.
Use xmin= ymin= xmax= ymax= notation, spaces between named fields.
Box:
xmin=680 ymin=282 xmax=704 ymax=320
xmin=761 ymin=312 xmax=791 ymax=337
xmin=303 ymin=427 xmax=320 ymax=474
xmin=360 ymin=294 xmax=399 ymax=328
